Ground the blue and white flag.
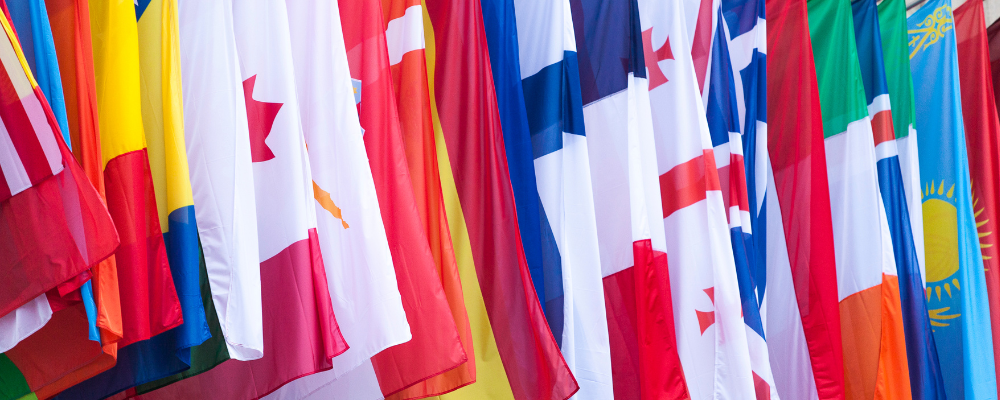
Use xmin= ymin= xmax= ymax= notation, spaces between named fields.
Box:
xmin=508 ymin=0 xmax=613 ymax=398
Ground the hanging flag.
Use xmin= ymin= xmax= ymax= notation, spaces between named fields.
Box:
xmin=807 ymin=2 xmax=904 ymax=399
xmin=165 ymin=0 xmax=263 ymax=363
xmin=705 ymin=4 xmax=777 ymax=398
xmin=425 ymin=0 xmax=578 ymax=397
xmin=381 ymin=0 xmax=474 ymax=396
xmin=422 ymin=1 xmax=520 ymax=398
xmin=764 ymin=0 xmax=844 ymax=397
xmin=875 ymin=0 xmax=948 ymax=398
xmin=990 ymin=18 xmax=1000 ymax=110
xmin=0 ymin=6 xmax=119 ymax=396
xmin=954 ymin=0 xmax=1000 ymax=386
xmin=909 ymin=0 xmax=999 ymax=398
xmin=569 ymin=0 xmax=688 ymax=398
xmin=687 ymin=0 xmax=718 ymax=92
xmin=263 ymin=0 xmax=418 ymax=398
xmin=508 ymin=0 xmax=614 ymax=397
xmin=133 ymin=0 xmax=351 ymax=397
xmin=641 ymin=0 xmax=757 ymax=398
xmin=850 ymin=0 xmax=918 ymax=397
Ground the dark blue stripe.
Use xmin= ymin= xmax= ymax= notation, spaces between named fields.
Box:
xmin=731 ymin=227 xmax=765 ymax=339
xmin=852 ymin=0 xmax=891 ymax=103
xmin=480 ymin=0 xmax=549 ymax=316
xmin=705 ymin=8 xmax=740 ymax=148
xmin=721 ymin=0 xmax=761 ymax=40
xmin=540 ymin=204 xmax=564 ymax=347
xmin=569 ymin=0 xmax=645 ymax=106
xmin=876 ymin=156 xmax=948 ymax=400
xmin=521 ymin=51 xmax=587 ymax=159
xmin=135 ymin=0 xmax=152 ymax=21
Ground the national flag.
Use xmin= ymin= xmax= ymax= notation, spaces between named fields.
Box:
xmin=508 ymin=0 xmax=614 ymax=397
xmin=0 ymin=5 xmax=119 ymax=396
xmin=263 ymin=0 xmax=418 ymax=398
xmin=807 ymin=1 xmax=903 ymax=399
xmin=851 ymin=0 xmax=919 ymax=397
xmin=706 ymin=2 xmax=777 ymax=398
xmin=641 ymin=0 xmax=757 ymax=397
xmin=168 ymin=0 xmax=263 ymax=363
xmin=425 ymin=0 xmax=578 ymax=397
xmin=764 ymin=0 xmax=844 ymax=397
xmin=133 ymin=0 xmax=351 ymax=397
xmin=876 ymin=0 xmax=948 ymax=397
xmin=382 ymin=0 xmax=474 ymax=396
xmin=569 ymin=0 xmax=688 ymax=398
xmin=909 ymin=0 xmax=998 ymax=397
xmin=955 ymin=0 xmax=1000 ymax=388
xmin=686 ymin=0 xmax=719 ymax=93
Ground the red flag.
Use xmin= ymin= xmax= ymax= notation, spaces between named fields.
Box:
xmin=338 ymin=0 xmax=467 ymax=396
xmin=955 ymin=0 xmax=1000 ymax=382
xmin=765 ymin=0 xmax=845 ymax=397
xmin=424 ymin=0 xmax=578 ymax=398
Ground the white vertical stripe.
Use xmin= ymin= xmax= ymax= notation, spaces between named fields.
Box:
xmin=0 ymin=114 xmax=32 ymax=195
xmin=0 ymin=34 xmax=33 ymax=98
xmin=384 ymin=5 xmax=425 ymax=66
xmin=22 ymin=95 xmax=63 ymax=176
xmin=0 ymin=294 xmax=52 ymax=353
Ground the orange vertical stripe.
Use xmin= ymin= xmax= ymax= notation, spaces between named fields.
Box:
xmin=875 ymin=275 xmax=912 ymax=400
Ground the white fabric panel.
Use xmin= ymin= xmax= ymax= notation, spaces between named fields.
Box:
xmin=0 ymin=295 xmax=52 ymax=353
xmin=823 ymin=119 xmax=893 ymax=300
xmin=0 ymin=114 xmax=32 ymax=196
xmin=384 ymin=5 xmax=424 ymax=66
xmin=178 ymin=0 xmax=263 ymax=360
xmin=897 ymin=130 xmax=926 ymax=284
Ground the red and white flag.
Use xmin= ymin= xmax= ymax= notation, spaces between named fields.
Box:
xmin=639 ymin=0 xmax=757 ymax=398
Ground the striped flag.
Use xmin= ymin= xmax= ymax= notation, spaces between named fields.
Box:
xmin=876 ymin=0 xmax=948 ymax=397
xmin=705 ymin=3 xmax=777 ymax=398
xmin=508 ymin=0 xmax=614 ymax=397
xmin=954 ymin=0 xmax=1000 ymax=385
xmin=134 ymin=0 xmax=353 ymax=397
xmin=909 ymin=0 xmax=999 ymax=397
xmin=425 ymin=0 xmax=578 ymax=397
xmin=807 ymin=1 xmax=905 ymax=399
xmin=570 ymin=0 xmax=688 ymax=397
xmin=641 ymin=0 xmax=757 ymax=397
xmin=0 ymin=5 xmax=118 ymax=397
xmin=764 ymin=0 xmax=844 ymax=397
xmin=850 ymin=0 xmax=917 ymax=397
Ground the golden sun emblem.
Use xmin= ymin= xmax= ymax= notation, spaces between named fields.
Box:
xmin=972 ymin=180 xmax=995 ymax=265
xmin=923 ymin=180 xmax=961 ymax=326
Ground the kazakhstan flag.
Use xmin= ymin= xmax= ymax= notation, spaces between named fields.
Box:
xmin=909 ymin=0 xmax=997 ymax=398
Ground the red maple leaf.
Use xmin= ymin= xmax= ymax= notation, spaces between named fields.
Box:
xmin=642 ymin=27 xmax=674 ymax=90
xmin=243 ymin=75 xmax=282 ymax=163
xmin=695 ymin=287 xmax=715 ymax=334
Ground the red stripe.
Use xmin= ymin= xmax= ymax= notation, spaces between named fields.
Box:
xmin=766 ymin=0 xmax=845 ymax=396
xmin=133 ymin=229 xmax=348 ymax=400
xmin=870 ymin=110 xmax=896 ymax=146
xmin=659 ymin=149 xmax=721 ymax=218
xmin=691 ymin=0 xmax=714 ymax=89
xmin=0 ymin=56 xmax=49 ymax=186
xmin=727 ymin=152 xmax=751 ymax=215
xmin=102 ymin=149 xmax=180 ymax=346
xmin=426 ymin=0 xmax=578 ymax=398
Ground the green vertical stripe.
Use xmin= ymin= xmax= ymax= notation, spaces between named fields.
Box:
xmin=808 ymin=0 xmax=871 ymax=136
xmin=878 ymin=0 xmax=917 ymax=138
xmin=0 ymin=355 xmax=31 ymax=400
xmin=135 ymin=242 xmax=230 ymax=394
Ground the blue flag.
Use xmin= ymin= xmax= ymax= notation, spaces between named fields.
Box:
xmin=909 ymin=0 xmax=998 ymax=397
